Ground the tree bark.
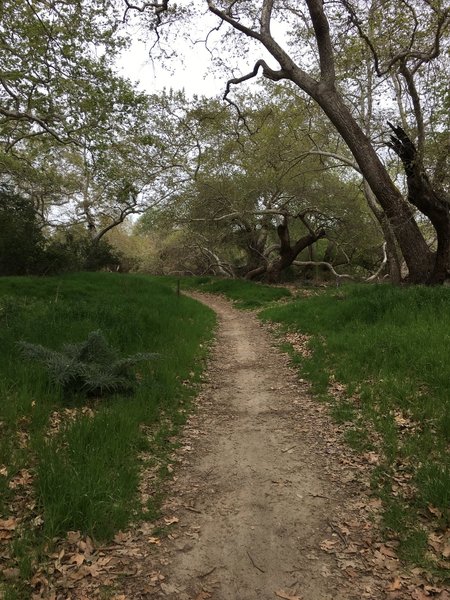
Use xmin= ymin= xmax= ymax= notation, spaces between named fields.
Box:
xmin=388 ymin=124 xmax=450 ymax=284
xmin=363 ymin=181 xmax=402 ymax=283
xmin=264 ymin=216 xmax=326 ymax=282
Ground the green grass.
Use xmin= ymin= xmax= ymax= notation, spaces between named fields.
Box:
xmin=171 ymin=275 xmax=292 ymax=308
xmin=260 ymin=283 xmax=450 ymax=575
xmin=0 ymin=272 xmax=215 ymax=597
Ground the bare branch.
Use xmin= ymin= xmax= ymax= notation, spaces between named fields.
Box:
xmin=207 ymin=0 xmax=263 ymax=41
xmin=304 ymin=150 xmax=361 ymax=173
xmin=123 ymin=0 xmax=168 ymax=22
xmin=0 ymin=107 xmax=80 ymax=146
xmin=293 ymin=260 xmax=354 ymax=279
xmin=342 ymin=0 xmax=449 ymax=75
xmin=222 ymin=59 xmax=287 ymax=130
xmin=366 ymin=242 xmax=388 ymax=282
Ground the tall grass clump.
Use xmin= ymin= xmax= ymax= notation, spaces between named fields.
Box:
xmin=0 ymin=273 xmax=215 ymax=594
xmin=261 ymin=284 xmax=450 ymax=569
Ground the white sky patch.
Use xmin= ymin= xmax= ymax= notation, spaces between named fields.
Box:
xmin=117 ymin=30 xmax=226 ymax=98
xmin=116 ymin=7 xmax=288 ymax=99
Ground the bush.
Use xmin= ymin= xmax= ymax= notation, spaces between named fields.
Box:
xmin=41 ymin=234 xmax=122 ymax=275
xmin=18 ymin=330 xmax=158 ymax=396
xmin=0 ymin=185 xmax=45 ymax=275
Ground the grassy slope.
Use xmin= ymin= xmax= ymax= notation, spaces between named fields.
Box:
xmin=170 ymin=276 xmax=292 ymax=308
xmin=0 ymin=273 xmax=215 ymax=595
xmin=261 ymin=284 xmax=450 ymax=572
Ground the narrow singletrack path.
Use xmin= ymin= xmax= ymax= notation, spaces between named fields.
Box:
xmin=137 ymin=293 xmax=380 ymax=600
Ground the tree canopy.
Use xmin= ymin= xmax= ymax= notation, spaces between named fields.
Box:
xmin=0 ymin=0 xmax=448 ymax=282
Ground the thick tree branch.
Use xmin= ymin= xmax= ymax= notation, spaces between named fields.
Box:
xmin=207 ymin=0 xmax=263 ymax=41
xmin=293 ymin=260 xmax=354 ymax=279
xmin=399 ymin=62 xmax=425 ymax=160
xmin=0 ymin=107 xmax=77 ymax=146
xmin=261 ymin=0 xmax=274 ymax=36
xmin=305 ymin=0 xmax=336 ymax=86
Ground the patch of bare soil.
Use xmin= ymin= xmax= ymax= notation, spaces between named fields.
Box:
xmin=31 ymin=293 xmax=449 ymax=600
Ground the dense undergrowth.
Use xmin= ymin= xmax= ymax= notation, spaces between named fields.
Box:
xmin=260 ymin=283 xmax=450 ymax=576
xmin=0 ymin=273 xmax=215 ymax=598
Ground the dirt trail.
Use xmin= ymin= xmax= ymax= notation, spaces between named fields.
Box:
xmin=139 ymin=292 xmax=377 ymax=600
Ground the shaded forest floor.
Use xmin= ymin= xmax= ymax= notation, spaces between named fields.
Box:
xmin=30 ymin=291 xmax=449 ymax=600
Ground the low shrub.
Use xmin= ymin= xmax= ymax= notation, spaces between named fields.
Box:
xmin=18 ymin=330 xmax=158 ymax=396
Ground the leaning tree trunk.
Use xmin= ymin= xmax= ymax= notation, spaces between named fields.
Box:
xmin=388 ymin=124 xmax=450 ymax=285
xmin=264 ymin=217 xmax=326 ymax=283
xmin=310 ymin=89 xmax=434 ymax=282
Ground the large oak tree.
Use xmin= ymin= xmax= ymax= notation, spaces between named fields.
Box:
xmin=135 ymin=0 xmax=449 ymax=283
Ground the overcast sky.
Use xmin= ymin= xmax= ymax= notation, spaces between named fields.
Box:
xmin=116 ymin=7 xmax=285 ymax=100
xmin=117 ymin=4 xmax=230 ymax=99
xmin=117 ymin=38 xmax=225 ymax=98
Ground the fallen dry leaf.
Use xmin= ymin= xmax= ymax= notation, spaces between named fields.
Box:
xmin=8 ymin=468 xmax=33 ymax=488
xmin=0 ymin=517 xmax=17 ymax=531
xmin=2 ymin=567 xmax=20 ymax=579
xmin=114 ymin=531 xmax=131 ymax=544
xmin=195 ymin=592 xmax=211 ymax=600
xmin=67 ymin=530 xmax=81 ymax=544
xmin=386 ymin=577 xmax=403 ymax=591
xmin=274 ymin=591 xmax=303 ymax=600
xmin=320 ymin=539 xmax=338 ymax=552
xmin=69 ymin=553 xmax=85 ymax=566
xmin=164 ymin=516 xmax=179 ymax=526
xmin=411 ymin=591 xmax=430 ymax=600
xmin=379 ymin=544 xmax=398 ymax=559
xmin=427 ymin=505 xmax=443 ymax=518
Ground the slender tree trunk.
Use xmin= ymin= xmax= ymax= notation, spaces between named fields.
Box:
xmin=241 ymin=224 xmax=269 ymax=277
xmin=363 ymin=181 xmax=402 ymax=283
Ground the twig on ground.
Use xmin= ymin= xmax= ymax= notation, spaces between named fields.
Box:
xmin=282 ymin=445 xmax=297 ymax=453
xmin=198 ymin=566 xmax=217 ymax=578
xmin=246 ymin=550 xmax=266 ymax=573
xmin=326 ymin=518 xmax=348 ymax=547
xmin=182 ymin=505 xmax=202 ymax=514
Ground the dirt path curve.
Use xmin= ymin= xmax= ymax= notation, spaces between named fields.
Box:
xmin=136 ymin=292 xmax=379 ymax=600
